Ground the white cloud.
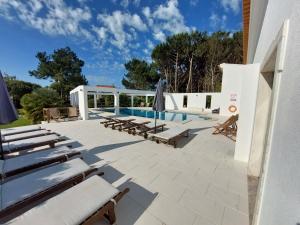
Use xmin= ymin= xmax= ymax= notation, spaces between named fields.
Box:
xmin=219 ymin=0 xmax=241 ymax=14
xmin=209 ymin=12 xmax=227 ymax=29
xmin=146 ymin=40 xmax=154 ymax=49
xmin=95 ymin=10 xmax=147 ymax=49
xmin=120 ymin=0 xmax=129 ymax=8
xmin=143 ymin=0 xmax=190 ymax=42
xmin=118 ymin=0 xmax=141 ymax=8
xmin=153 ymin=31 xmax=166 ymax=42
xmin=190 ymin=0 xmax=199 ymax=6
xmin=0 ymin=0 xmax=92 ymax=39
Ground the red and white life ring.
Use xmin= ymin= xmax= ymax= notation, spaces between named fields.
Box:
xmin=228 ymin=105 xmax=237 ymax=113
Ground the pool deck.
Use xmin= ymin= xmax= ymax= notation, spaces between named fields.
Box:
xmin=42 ymin=112 xmax=249 ymax=225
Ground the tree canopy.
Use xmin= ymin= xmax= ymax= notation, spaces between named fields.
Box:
xmin=29 ymin=47 xmax=88 ymax=102
xmin=122 ymin=31 xmax=243 ymax=92
xmin=3 ymin=74 xmax=41 ymax=108
xmin=122 ymin=59 xmax=160 ymax=90
xmin=20 ymin=88 xmax=63 ymax=123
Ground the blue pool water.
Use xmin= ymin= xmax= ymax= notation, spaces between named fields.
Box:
xmin=102 ymin=108 xmax=210 ymax=122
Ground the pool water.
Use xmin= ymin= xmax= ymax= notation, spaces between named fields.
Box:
xmin=102 ymin=108 xmax=210 ymax=122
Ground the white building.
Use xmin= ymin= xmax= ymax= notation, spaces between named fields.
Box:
xmin=241 ymin=0 xmax=300 ymax=225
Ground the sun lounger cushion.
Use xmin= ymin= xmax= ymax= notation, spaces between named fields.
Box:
xmin=145 ymin=122 xmax=164 ymax=129
xmin=153 ymin=127 xmax=188 ymax=140
xmin=0 ymin=158 xmax=90 ymax=210
xmin=1 ymin=146 xmax=78 ymax=176
xmin=1 ymin=125 xmax=41 ymax=136
xmin=6 ymin=176 xmax=119 ymax=225
xmin=2 ymin=134 xmax=59 ymax=153
xmin=2 ymin=130 xmax=51 ymax=142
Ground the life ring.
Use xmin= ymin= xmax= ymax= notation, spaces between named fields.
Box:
xmin=228 ymin=105 xmax=237 ymax=113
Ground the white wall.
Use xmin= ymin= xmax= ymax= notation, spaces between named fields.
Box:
xmin=247 ymin=0 xmax=269 ymax=63
xmin=234 ymin=64 xmax=260 ymax=162
xmin=165 ymin=93 xmax=221 ymax=112
xmin=252 ymin=0 xmax=294 ymax=64
xmin=219 ymin=64 xmax=244 ymax=116
xmin=254 ymin=1 xmax=300 ymax=224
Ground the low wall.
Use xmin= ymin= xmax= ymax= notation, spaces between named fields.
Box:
xmin=165 ymin=93 xmax=221 ymax=112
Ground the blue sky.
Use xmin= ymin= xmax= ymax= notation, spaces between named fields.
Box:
xmin=0 ymin=0 xmax=242 ymax=88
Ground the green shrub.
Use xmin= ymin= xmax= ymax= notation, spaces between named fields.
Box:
xmin=20 ymin=88 xmax=63 ymax=123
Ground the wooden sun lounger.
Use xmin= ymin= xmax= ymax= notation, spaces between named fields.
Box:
xmin=0 ymin=145 xmax=81 ymax=180
xmin=106 ymin=118 xmax=135 ymax=129
xmin=132 ymin=122 xmax=166 ymax=138
xmin=212 ymin=115 xmax=238 ymax=141
xmin=0 ymin=158 xmax=99 ymax=222
xmin=151 ymin=127 xmax=189 ymax=148
xmin=1 ymin=125 xmax=42 ymax=137
xmin=2 ymin=134 xmax=64 ymax=156
xmin=2 ymin=130 xmax=54 ymax=143
xmin=116 ymin=120 xmax=151 ymax=133
xmin=6 ymin=175 xmax=129 ymax=225
xmin=99 ymin=116 xmax=116 ymax=125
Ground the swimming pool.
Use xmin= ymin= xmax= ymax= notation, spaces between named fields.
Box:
xmin=102 ymin=108 xmax=211 ymax=122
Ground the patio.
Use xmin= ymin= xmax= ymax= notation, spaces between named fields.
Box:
xmin=42 ymin=112 xmax=249 ymax=225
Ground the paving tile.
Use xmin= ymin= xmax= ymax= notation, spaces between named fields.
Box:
xmin=221 ymin=207 xmax=249 ymax=225
xmin=149 ymin=174 xmax=186 ymax=202
xmin=179 ymin=190 xmax=225 ymax=225
xmin=193 ymin=215 xmax=218 ymax=225
xmin=147 ymin=194 xmax=197 ymax=225
xmin=206 ymin=184 xmax=240 ymax=210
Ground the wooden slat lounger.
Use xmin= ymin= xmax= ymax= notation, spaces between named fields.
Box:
xmin=5 ymin=175 xmax=129 ymax=225
xmin=99 ymin=116 xmax=116 ymax=125
xmin=1 ymin=125 xmax=42 ymax=137
xmin=0 ymin=158 xmax=98 ymax=222
xmin=2 ymin=130 xmax=54 ymax=143
xmin=106 ymin=118 xmax=135 ymax=129
xmin=2 ymin=134 xmax=64 ymax=156
xmin=116 ymin=120 xmax=150 ymax=133
xmin=0 ymin=145 xmax=81 ymax=180
xmin=151 ymin=127 xmax=189 ymax=148
xmin=212 ymin=115 xmax=238 ymax=141
xmin=132 ymin=122 xmax=166 ymax=138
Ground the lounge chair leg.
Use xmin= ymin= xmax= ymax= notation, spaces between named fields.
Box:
xmin=49 ymin=143 xmax=55 ymax=148
xmin=105 ymin=202 xmax=116 ymax=224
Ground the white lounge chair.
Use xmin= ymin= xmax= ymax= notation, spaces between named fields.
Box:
xmin=2 ymin=134 xmax=63 ymax=155
xmin=2 ymin=130 xmax=54 ymax=143
xmin=1 ymin=125 xmax=42 ymax=136
xmin=0 ymin=145 xmax=81 ymax=179
xmin=0 ymin=158 xmax=97 ymax=221
xmin=5 ymin=175 xmax=129 ymax=225
xmin=151 ymin=126 xmax=189 ymax=148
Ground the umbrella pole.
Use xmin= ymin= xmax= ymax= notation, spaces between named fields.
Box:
xmin=0 ymin=130 xmax=3 ymax=160
xmin=154 ymin=111 xmax=157 ymax=133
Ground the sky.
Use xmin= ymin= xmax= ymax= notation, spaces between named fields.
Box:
xmin=0 ymin=0 xmax=242 ymax=88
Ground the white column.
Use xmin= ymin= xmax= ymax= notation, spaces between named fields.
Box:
xmin=114 ymin=93 xmax=120 ymax=115
xmin=78 ymin=87 xmax=89 ymax=120
xmin=131 ymin=95 xmax=134 ymax=107
xmin=145 ymin=95 xmax=148 ymax=106
xmin=114 ymin=93 xmax=119 ymax=107
xmin=93 ymin=94 xmax=97 ymax=108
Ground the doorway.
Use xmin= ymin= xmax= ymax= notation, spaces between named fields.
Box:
xmin=183 ymin=95 xmax=188 ymax=108
xmin=205 ymin=95 xmax=212 ymax=109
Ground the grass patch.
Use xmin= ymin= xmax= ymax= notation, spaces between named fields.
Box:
xmin=0 ymin=116 xmax=32 ymax=129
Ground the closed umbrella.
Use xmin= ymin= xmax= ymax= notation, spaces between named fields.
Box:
xmin=0 ymin=71 xmax=18 ymax=158
xmin=152 ymin=78 xmax=165 ymax=133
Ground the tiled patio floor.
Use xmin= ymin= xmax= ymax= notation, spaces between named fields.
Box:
xmin=43 ymin=113 xmax=249 ymax=225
